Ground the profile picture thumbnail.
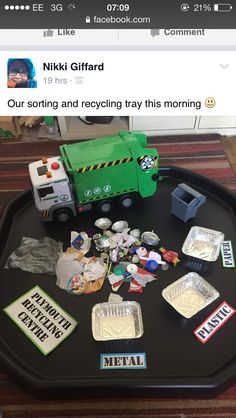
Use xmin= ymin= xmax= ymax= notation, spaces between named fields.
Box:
xmin=7 ymin=58 xmax=37 ymax=88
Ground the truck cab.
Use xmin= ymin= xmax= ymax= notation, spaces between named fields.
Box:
xmin=28 ymin=157 xmax=76 ymax=222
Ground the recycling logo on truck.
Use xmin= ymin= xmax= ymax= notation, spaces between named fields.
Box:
xmin=84 ymin=185 xmax=111 ymax=197
xmin=93 ymin=187 xmax=102 ymax=195
xmin=84 ymin=189 xmax=92 ymax=197
xmin=103 ymin=185 xmax=111 ymax=193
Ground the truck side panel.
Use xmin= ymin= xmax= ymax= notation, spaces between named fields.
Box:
xmin=73 ymin=159 xmax=138 ymax=204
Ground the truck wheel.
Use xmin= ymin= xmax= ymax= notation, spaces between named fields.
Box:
xmin=119 ymin=194 xmax=135 ymax=209
xmin=53 ymin=208 xmax=73 ymax=222
xmin=98 ymin=200 xmax=113 ymax=214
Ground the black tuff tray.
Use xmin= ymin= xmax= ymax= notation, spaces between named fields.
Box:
xmin=0 ymin=166 xmax=236 ymax=397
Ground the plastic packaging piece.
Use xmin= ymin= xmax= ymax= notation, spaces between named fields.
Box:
xmin=108 ymin=273 xmax=123 ymax=285
xmin=5 ymin=236 xmax=62 ymax=275
xmin=92 ymin=301 xmax=144 ymax=341
xmin=171 ymin=183 xmax=206 ymax=222
xmin=111 ymin=229 xmax=136 ymax=249
xmin=159 ymin=247 xmax=180 ymax=266
xmin=103 ymin=230 xmax=114 ymax=238
xmin=132 ymin=271 xmax=156 ymax=287
xmin=112 ymin=280 xmax=123 ymax=292
xmin=83 ymin=260 xmax=106 ymax=281
xmin=109 ymin=248 xmax=120 ymax=263
xmin=94 ymin=235 xmax=112 ymax=252
xmin=56 ymin=248 xmax=106 ymax=292
xmin=108 ymin=293 xmax=123 ymax=303
xmin=84 ymin=277 xmax=105 ymax=295
xmin=161 ymin=262 xmax=169 ymax=271
xmin=56 ymin=248 xmax=85 ymax=289
xmin=67 ymin=275 xmax=88 ymax=295
xmin=130 ymin=229 xmax=141 ymax=239
xmin=71 ymin=233 xmax=84 ymax=250
xmin=148 ymin=251 xmax=165 ymax=265
xmin=71 ymin=231 xmax=91 ymax=254
xmin=162 ymin=272 xmax=219 ymax=318
xmin=67 ymin=274 xmax=105 ymax=296
xmin=128 ymin=279 xmax=144 ymax=293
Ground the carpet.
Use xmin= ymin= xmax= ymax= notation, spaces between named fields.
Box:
xmin=0 ymin=134 xmax=236 ymax=418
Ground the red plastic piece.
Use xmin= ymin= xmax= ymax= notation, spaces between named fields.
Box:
xmin=159 ymin=247 xmax=180 ymax=267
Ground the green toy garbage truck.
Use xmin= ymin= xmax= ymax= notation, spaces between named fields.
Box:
xmin=28 ymin=130 xmax=159 ymax=222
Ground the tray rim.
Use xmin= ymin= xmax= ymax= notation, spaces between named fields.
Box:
xmin=0 ymin=165 xmax=236 ymax=395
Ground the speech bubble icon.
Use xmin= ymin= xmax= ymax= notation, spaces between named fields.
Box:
xmin=150 ymin=29 xmax=160 ymax=37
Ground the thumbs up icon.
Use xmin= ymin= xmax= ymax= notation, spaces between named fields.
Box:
xmin=43 ymin=29 xmax=54 ymax=37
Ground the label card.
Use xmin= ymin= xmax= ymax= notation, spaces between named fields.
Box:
xmin=194 ymin=301 xmax=235 ymax=344
xmin=100 ymin=353 xmax=147 ymax=370
xmin=4 ymin=285 xmax=78 ymax=355
xmin=221 ymin=240 xmax=235 ymax=268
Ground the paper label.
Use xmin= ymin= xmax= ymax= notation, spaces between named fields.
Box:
xmin=221 ymin=240 xmax=235 ymax=268
xmin=100 ymin=353 xmax=147 ymax=369
xmin=194 ymin=301 xmax=235 ymax=344
xmin=3 ymin=285 xmax=78 ymax=355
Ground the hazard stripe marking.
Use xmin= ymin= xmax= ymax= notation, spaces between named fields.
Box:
xmin=77 ymin=158 xmax=134 ymax=173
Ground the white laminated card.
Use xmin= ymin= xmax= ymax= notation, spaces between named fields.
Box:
xmin=4 ymin=285 xmax=78 ymax=355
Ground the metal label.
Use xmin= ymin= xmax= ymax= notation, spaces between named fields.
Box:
xmin=194 ymin=301 xmax=236 ymax=344
xmin=221 ymin=240 xmax=235 ymax=268
xmin=100 ymin=353 xmax=147 ymax=370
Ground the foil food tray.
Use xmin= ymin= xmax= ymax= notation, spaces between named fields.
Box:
xmin=92 ymin=301 xmax=143 ymax=341
xmin=182 ymin=226 xmax=224 ymax=262
xmin=162 ymin=272 xmax=219 ymax=318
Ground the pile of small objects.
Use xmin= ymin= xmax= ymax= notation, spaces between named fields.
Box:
xmin=55 ymin=217 xmax=180 ymax=296
xmin=90 ymin=217 xmax=180 ymax=294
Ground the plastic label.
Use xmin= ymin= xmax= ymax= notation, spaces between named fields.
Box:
xmin=194 ymin=301 xmax=235 ymax=344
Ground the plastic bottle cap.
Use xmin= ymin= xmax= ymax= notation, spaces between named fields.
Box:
xmin=137 ymin=247 xmax=148 ymax=257
xmin=146 ymin=260 xmax=159 ymax=272
xmin=113 ymin=265 xmax=126 ymax=276
xmin=127 ymin=264 xmax=138 ymax=274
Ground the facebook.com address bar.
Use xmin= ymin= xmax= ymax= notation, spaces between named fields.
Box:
xmin=92 ymin=15 xmax=151 ymax=24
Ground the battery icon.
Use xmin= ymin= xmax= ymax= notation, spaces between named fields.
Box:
xmin=213 ymin=3 xmax=232 ymax=11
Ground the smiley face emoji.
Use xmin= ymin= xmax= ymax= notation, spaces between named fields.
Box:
xmin=205 ymin=97 xmax=216 ymax=108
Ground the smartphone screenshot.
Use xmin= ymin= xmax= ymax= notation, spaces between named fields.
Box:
xmin=0 ymin=1 xmax=236 ymax=416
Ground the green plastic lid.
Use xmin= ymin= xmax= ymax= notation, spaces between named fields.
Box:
xmin=113 ymin=265 xmax=126 ymax=276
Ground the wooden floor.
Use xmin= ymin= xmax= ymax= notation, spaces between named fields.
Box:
xmin=222 ymin=136 xmax=236 ymax=174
